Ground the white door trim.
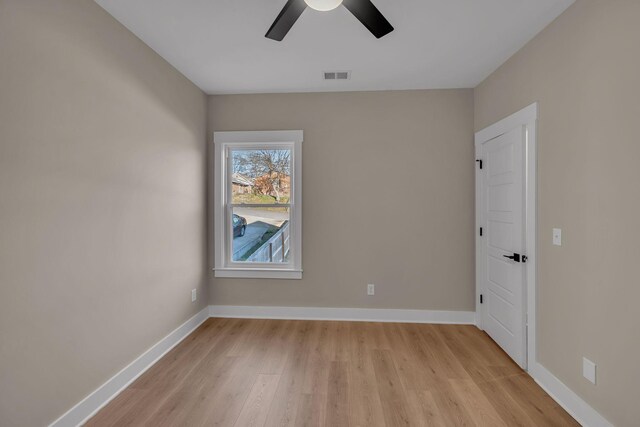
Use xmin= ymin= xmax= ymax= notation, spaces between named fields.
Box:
xmin=475 ymin=102 xmax=538 ymax=370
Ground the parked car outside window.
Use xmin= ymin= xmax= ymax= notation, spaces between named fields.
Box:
xmin=233 ymin=214 xmax=247 ymax=237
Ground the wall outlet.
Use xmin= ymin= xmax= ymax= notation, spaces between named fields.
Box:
xmin=553 ymin=228 xmax=562 ymax=246
xmin=191 ymin=289 xmax=197 ymax=303
xmin=367 ymin=284 xmax=375 ymax=296
xmin=583 ymin=357 xmax=597 ymax=384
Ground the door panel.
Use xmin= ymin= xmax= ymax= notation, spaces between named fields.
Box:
xmin=480 ymin=126 xmax=526 ymax=368
xmin=488 ymin=221 xmax=512 ymax=251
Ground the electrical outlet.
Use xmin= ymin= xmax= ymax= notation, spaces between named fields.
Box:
xmin=367 ymin=284 xmax=375 ymax=296
xmin=553 ymin=228 xmax=562 ymax=246
xmin=191 ymin=289 xmax=197 ymax=303
xmin=583 ymin=357 xmax=596 ymax=384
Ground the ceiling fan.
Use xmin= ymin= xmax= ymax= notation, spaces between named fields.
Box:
xmin=265 ymin=0 xmax=394 ymax=42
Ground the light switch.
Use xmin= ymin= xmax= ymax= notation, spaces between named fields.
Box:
xmin=553 ymin=228 xmax=562 ymax=246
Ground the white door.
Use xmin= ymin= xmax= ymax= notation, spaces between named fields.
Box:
xmin=478 ymin=126 xmax=527 ymax=368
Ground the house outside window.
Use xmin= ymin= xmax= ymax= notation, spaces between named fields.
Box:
xmin=231 ymin=173 xmax=254 ymax=194
xmin=213 ymin=131 xmax=303 ymax=279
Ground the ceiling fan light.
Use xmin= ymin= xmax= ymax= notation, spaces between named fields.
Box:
xmin=304 ymin=0 xmax=343 ymax=12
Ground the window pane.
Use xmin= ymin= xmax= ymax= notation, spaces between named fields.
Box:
xmin=231 ymin=207 xmax=291 ymax=263
xmin=231 ymin=149 xmax=291 ymax=204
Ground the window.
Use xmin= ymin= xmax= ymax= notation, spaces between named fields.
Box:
xmin=213 ymin=131 xmax=303 ymax=279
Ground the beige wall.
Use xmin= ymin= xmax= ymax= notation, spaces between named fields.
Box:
xmin=6 ymin=0 xmax=634 ymax=424
xmin=208 ymin=90 xmax=475 ymax=311
xmin=474 ymin=1 xmax=640 ymax=425
xmin=0 ymin=1 xmax=207 ymax=426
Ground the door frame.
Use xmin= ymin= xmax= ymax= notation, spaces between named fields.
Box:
xmin=475 ymin=102 xmax=538 ymax=371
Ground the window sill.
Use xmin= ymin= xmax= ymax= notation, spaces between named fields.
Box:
xmin=213 ymin=268 xmax=303 ymax=280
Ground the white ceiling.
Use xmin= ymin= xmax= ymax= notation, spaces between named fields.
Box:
xmin=95 ymin=0 xmax=574 ymax=94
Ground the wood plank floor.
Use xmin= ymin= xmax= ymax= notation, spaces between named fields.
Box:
xmin=87 ymin=318 xmax=579 ymax=426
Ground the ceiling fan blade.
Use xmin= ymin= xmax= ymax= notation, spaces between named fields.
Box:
xmin=342 ymin=0 xmax=394 ymax=39
xmin=265 ymin=0 xmax=307 ymax=41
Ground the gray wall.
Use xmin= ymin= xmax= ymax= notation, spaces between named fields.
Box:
xmin=474 ymin=1 xmax=640 ymax=425
xmin=208 ymin=90 xmax=476 ymax=312
xmin=0 ymin=1 xmax=208 ymax=425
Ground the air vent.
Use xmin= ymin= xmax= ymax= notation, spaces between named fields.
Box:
xmin=323 ymin=71 xmax=351 ymax=81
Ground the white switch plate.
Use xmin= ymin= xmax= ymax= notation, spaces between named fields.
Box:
xmin=583 ymin=357 xmax=596 ymax=384
xmin=553 ymin=228 xmax=562 ymax=246
xmin=367 ymin=284 xmax=375 ymax=296
xmin=191 ymin=289 xmax=197 ymax=302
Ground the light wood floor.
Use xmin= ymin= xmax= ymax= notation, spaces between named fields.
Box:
xmin=87 ymin=318 xmax=578 ymax=426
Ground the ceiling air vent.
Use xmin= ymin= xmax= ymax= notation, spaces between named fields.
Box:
xmin=323 ymin=71 xmax=351 ymax=81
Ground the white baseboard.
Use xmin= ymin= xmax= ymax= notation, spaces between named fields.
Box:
xmin=208 ymin=305 xmax=476 ymax=324
xmin=530 ymin=363 xmax=613 ymax=427
xmin=49 ymin=307 xmax=210 ymax=427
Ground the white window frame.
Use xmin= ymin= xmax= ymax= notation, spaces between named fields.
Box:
xmin=213 ymin=130 xmax=303 ymax=279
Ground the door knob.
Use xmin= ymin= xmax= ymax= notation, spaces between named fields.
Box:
xmin=503 ymin=253 xmax=521 ymax=262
